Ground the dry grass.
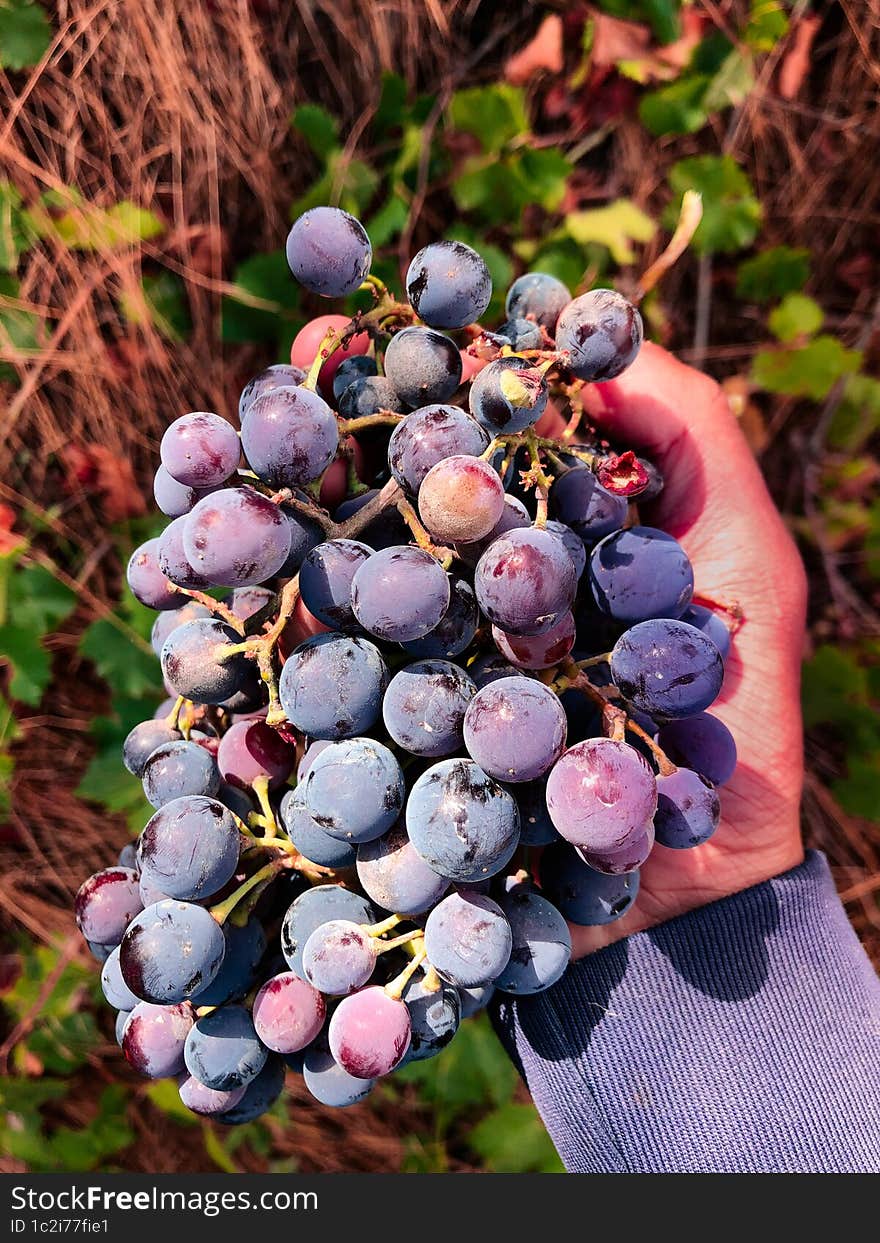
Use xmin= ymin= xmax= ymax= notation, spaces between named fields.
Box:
xmin=1 ymin=0 xmax=879 ymax=1171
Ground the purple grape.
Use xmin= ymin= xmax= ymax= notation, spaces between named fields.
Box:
xmin=491 ymin=610 xmax=576 ymax=671
xmin=556 ymin=289 xmax=643 ymax=381
xmin=505 ymin=271 xmax=571 ymax=332
xmin=239 ymin=363 xmax=306 ymax=421
xmin=400 ymin=575 xmax=478 ymax=659
xmin=545 ymin=520 xmax=586 ymax=578
xmin=474 ymin=527 xmax=576 ymax=636
xmin=578 ymin=822 xmax=655 ymax=874
xmin=182 ymin=486 xmax=292 ymax=587
xmin=217 ymin=719 xmax=295 ymax=790
xmin=297 ymin=739 xmax=332 ymax=782
xmin=468 ymin=356 xmax=548 ymax=434
xmin=463 ymin=676 xmax=566 ymax=783
xmin=418 ymin=455 xmax=506 ymax=544
xmin=551 ymin=471 xmax=626 ymax=543
xmin=468 ymin=652 xmax=524 ymax=688
xmin=546 ymin=737 xmax=657 ymax=853
xmin=122 ymin=1001 xmax=194 ymax=1077
xmin=654 ymin=768 xmax=721 ymax=849
xmin=115 ymin=1010 xmax=131 ymax=1045
xmin=119 ymin=900 xmax=226 ymax=1004
xmin=75 ymin=867 xmax=142 ymax=947
xmin=179 ymin=1074 xmax=246 ymax=1117
xmin=610 ymin=619 xmax=724 ymax=719
xmin=138 ymin=795 xmax=240 ymax=902
xmin=302 ymin=920 xmax=377 ymax=995
xmin=286 ymin=206 xmax=372 ymax=297
xmin=424 ymin=891 xmax=512 ymax=988
xmin=454 ymin=494 xmax=530 ymax=567
xmin=278 ymin=633 xmax=388 ymax=739
xmin=150 ymin=600 xmax=212 ymax=657
xmin=589 ymin=526 xmax=694 ymax=623
xmin=458 ymin=983 xmax=495 ymax=1018
xmin=338 ymin=376 xmax=405 ymax=419
xmin=656 ymin=713 xmax=737 ymax=786
xmin=382 ymin=659 xmax=476 ymax=758
xmin=406 ymin=240 xmax=491 ymax=330
xmin=216 ymin=1055 xmax=285 ymax=1124
xmin=126 ymin=538 xmax=184 ymax=611
xmin=540 ymin=840 xmax=640 ymax=925
xmin=156 ymin=516 xmax=211 ymax=590
xmin=388 ymin=404 xmax=490 ymax=494
xmin=101 ymin=946 xmax=141 ymax=1011
xmin=278 ymin=506 xmax=324 ymax=577
xmin=406 ymin=759 xmax=520 ymax=883
xmin=328 ymin=986 xmax=411 ymax=1078
xmin=229 ymin=585 xmax=275 ymax=623
xmin=160 ymin=412 xmax=240 ymax=488
xmin=281 ymin=884 xmax=375 ymax=979
xmin=142 ymin=740 xmax=220 ymax=809
xmin=117 ymin=842 xmax=139 ymax=870
xmin=298 ymin=539 xmax=373 ymax=632
xmin=351 ymin=547 xmax=450 ymax=643
xmin=356 ymin=820 xmax=449 ymax=916
xmin=279 ymin=786 xmax=357 ymax=869
xmin=191 ymin=918 xmax=266 ymax=1007
xmin=183 ymin=1004 xmax=267 ymax=1090
xmin=402 ymin=975 xmax=460 ymax=1061
xmin=216 ymin=782 xmax=256 ymax=821
xmin=160 ymin=618 xmax=248 ymax=705
xmin=153 ymin=464 xmax=202 ymax=517
xmin=122 ymin=719 xmax=181 ymax=777
xmin=680 ymin=604 xmax=732 ymax=660
xmin=303 ymin=737 xmax=404 ymax=843
xmin=637 ymin=456 xmax=664 ymax=503
xmin=495 ymin=884 xmax=571 ymax=995
xmin=383 ymin=327 xmax=463 ymax=409
xmin=303 ymin=1038 xmax=374 ymax=1107
xmin=251 ymin=971 xmax=326 ymax=1053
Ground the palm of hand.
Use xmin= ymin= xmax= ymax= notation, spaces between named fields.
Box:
xmin=569 ymin=344 xmax=807 ymax=957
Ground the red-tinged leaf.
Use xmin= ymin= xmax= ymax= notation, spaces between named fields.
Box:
xmin=778 ymin=14 xmax=821 ymax=101
xmin=59 ymin=443 xmax=147 ymax=521
xmin=505 ymin=15 xmax=563 ymax=85
xmin=0 ymin=504 xmax=24 ymax=555
xmin=597 ymin=451 xmax=649 ymax=496
xmin=592 ymin=10 xmax=704 ymax=80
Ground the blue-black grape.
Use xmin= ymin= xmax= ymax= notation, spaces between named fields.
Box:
xmin=463 ymin=676 xmax=566 ymax=782
xmin=278 ymin=633 xmax=388 ymax=739
xmin=382 ymin=659 xmax=476 ymax=757
xmin=298 ymin=539 xmax=373 ymax=632
xmin=191 ymin=918 xmax=266 ymax=1007
xmin=138 ymin=795 xmax=240 ymax=901
xmin=474 ymin=527 xmax=576 ymax=636
xmin=469 ymin=356 xmax=548 ymax=434
xmin=505 ymin=271 xmax=571 ymax=333
xmin=119 ymin=899 xmax=226 ymax=1004
xmin=303 ymin=737 xmax=404 ymax=843
xmin=402 ymin=974 xmax=461 ymax=1061
xmin=286 ymin=206 xmax=372 ymax=297
xmin=279 ymin=786 xmax=357 ymax=868
xmin=303 ymin=1038 xmax=374 ymax=1107
xmin=546 ymin=737 xmax=657 ymax=854
xmin=333 ymin=355 xmax=378 ymax=402
xmin=589 ymin=526 xmax=694 ymax=623
xmin=356 ymin=819 xmax=448 ymax=916
xmin=551 ymin=470 xmax=627 ymax=543
xmin=656 ymin=713 xmax=737 ymax=786
xmin=539 ymin=841 xmax=639 ymax=925
xmin=388 ymin=404 xmax=490 ymax=494
xmin=424 ymin=891 xmax=512 ymax=987
xmin=495 ymin=882 xmax=571 ymax=995
xmin=239 ymin=364 xmax=305 ymax=421
xmin=241 ymin=386 xmax=339 ymax=488
xmin=150 ymin=599 xmax=212 ymax=657
xmin=401 ymin=575 xmax=478 ymax=659
xmin=278 ymin=506 xmax=325 ymax=576
xmin=383 ymin=327 xmax=463 ymax=409
xmin=654 ymin=767 xmax=720 ymax=849
xmin=122 ymin=719 xmax=181 ymax=777
xmin=281 ymin=884 xmax=375 ymax=980
xmin=183 ymin=486 xmax=292 ymax=588
xmin=142 ymin=740 xmax=220 ymax=808
xmin=328 ymin=986 xmax=411 ymax=1078
xmin=161 ymin=618 xmax=248 ymax=705
xmin=216 ymin=1056 xmax=286 ymax=1125
xmin=555 ymin=289 xmax=643 ymax=381
xmin=610 ymin=619 xmax=724 ymax=719
xmin=406 ymin=240 xmax=491 ymax=330
xmin=406 ymin=758 xmax=519 ymax=882
xmin=100 ymin=946 xmax=141 ymax=1011
xmin=496 ymin=318 xmax=542 ymax=350
xmin=680 ymin=603 xmax=731 ymax=660
xmin=75 ymin=867 xmax=142 ymax=947
xmin=545 ymin=520 xmax=586 ymax=579
xmin=160 ymin=412 xmax=240 ymax=489
xmin=458 ymin=983 xmax=495 ymax=1019
xmin=115 ymin=1009 xmax=130 ymax=1046
xmin=338 ymin=376 xmax=405 ymax=420
xmin=467 ymin=652 xmax=524 ymax=687
xmin=117 ymin=842 xmax=139 ymax=870
xmin=351 ymin=547 xmax=450 ymax=643
xmin=251 ymin=971 xmax=326 ymax=1053
xmin=122 ymin=1000 xmax=194 ymax=1077
xmin=184 ymin=1003 xmax=267 ymax=1090
xmin=513 ymin=779 xmax=558 ymax=846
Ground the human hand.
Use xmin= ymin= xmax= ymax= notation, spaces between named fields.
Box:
xmin=568 ymin=342 xmax=807 ymax=958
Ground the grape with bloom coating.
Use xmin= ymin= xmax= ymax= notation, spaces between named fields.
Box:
xmin=183 ymin=486 xmax=291 ymax=588
xmin=160 ymin=412 xmax=240 ymax=488
xmin=406 ymin=758 xmax=520 ymax=882
xmin=388 ymin=404 xmax=490 ymax=497
xmin=590 ymin=526 xmax=694 ymax=623
xmin=122 ymin=1001 xmax=194 ymax=1078
xmin=546 ymin=737 xmax=657 ymax=854
xmin=286 ymin=206 xmax=372 ymax=297
xmin=491 ymin=610 xmax=575 ymax=670
xmin=191 ymin=919 xmax=266 ymax=1008
xmin=122 ymin=719 xmax=181 ymax=777
xmin=475 ymin=527 xmax=576 ymax=636
xmin=400 ymin=575 xmax=478 ymax=660
xmin=184 ymin=1004 xmax=267 ymax=1091
xmin=238 ymin=363 xmax=305 ymax=420
xmin=680 ymin=603 xmax=732 ymax=660
xmin=298 ymin=538 xmax=373 ymax=632
xmin=303 ymin=1038 xmax=374 ymax=1107
xmin=150 ymin=600 xmax=211 ymax=657
xmin=505 ymin=271 xmax=571 ymax=332
xmin=469 ymin=356 xmax=548 ymax=434
xmin=251 ymin=971 xmax=326 ymax=1053
xmin=406 ymin=240 xmax=491 ymax=330
xmin=383 ymin=327 xmax=462 ymax=408
xmin=126 ymin=539 xmax=184 ymax=611
xmin=657 ymin=713 xmax=737 ymax=786
xmin=328 ymin=986 xmax=411 ymax=1079
xmin=464 ymin=676 xmax=566 ymax=783
xmin=579 ymin=822 xmax=655 ymax=875
xmin=332 ymin=355 xmax=377 ymax=401
xmin=356 ymin=819 xmax=449 ymax=916
xmin=216 ymin=1056 xmax=286 ymax=1125
xmin=161 ymin=618 xmax=248 ymax=705
xmin=514 ymin=780 xmax=558 ymax=846
xmin=101 ymin=947 xmax=141 ymax=1012
xmin=75 ymin=868 xmax=142 ymax=947
xmin=156 ymin=517 xmax=211 ymax=590
xmin=179 ymin=1075 xmax=246 ymax=1118
xmin=281 ymin=884 xmax=375 ymax=980
xmin=304 ymin=737 xmax=404 ymax=843
xmin=551 ymin=471 xmax=626 ymax=544
xmin=338 ymin=376 xmax=405 ymax=420
xmin=610 ymin=618 xmax=724 ymax=719
xmin=279 ymin=787 xmax=357 ymax=869
xmin=278 ymin=633 xmax=388 ymax=739
xmin=153 ymin=464 xmax=203 ymax=517
xmin=424 ymin=891 xmax=512 ymax=988
xmin=142 ymin=740 xmax=219 ymax=808
xmin=302 ymin=920 xmax=377 ymax=995
xmin=241 ymin=386 xmax=339 ymax=488
xmin=351 ymin=546 xmax=450 ymax=643
xmin=138 ymin=795 xmax=240 ymax=901
xmin=217 ymin=719 xmax=295 ymax=790
xmin=496 ymin=317 xmax=542 ymax=350
xmin=495 ymin=883 xmax=571 ymax=995
xmin=556 ymin=289 xmax=643 ymax=381
xmin=540 ymin=841 xmax=640 ymax=925
xmin=402 ymin=975 xmax=461 ymax=1062
xmin=654 ymin=768 xmax=721 ymax=849
xmin=382 ymin=659 xmax=476 ymax=757
xmin=119 ymin=900 xmax=226 ymax=1005
xmin=454 ymin=495 xmax=530 ymax=567
xmin=418 ymin=455 xmax=505 ymax=544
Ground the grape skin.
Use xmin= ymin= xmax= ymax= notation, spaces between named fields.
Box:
xmin=160 ymin=412 xmax=240 ymax=488
xmin=351 ymin=546 xmax=450 ymax=643
xmin=328 ymin=986 xmax=411 ymax=1079
xmin=382 ymin=659 xmax=476 ymax=758
xmin=241 ymin=386 xmax=339 ymax=489
xmin=157 ymin=515 xmax=211 ymax=590
xmin=406 ymin=240 xmax=492 ymax=330
xmin=216 ymin=719 xmax=295 ymax=790
xmin=400 ymin=575 xmax=478 ymax=660
xmin=161 ymin=618 xmax=248 ymax=706
xmin=122 ymin=1000 xmax=194 ymax=1078
xmin=469 ymin=356 xmax=549 ymax=434
xmin=540 ymin=841 xmax=640 ymax=925
xmin=546 ymin=737 xmax=657 ymax=854
xmin=278 ymin=633 xmax=388 ymax=739
xmin=179 ymin=1074 xmax=246 ymax=1117
xmin=578 ymin=822 xmax=655 ymax=875
xmin=182 ymin=486 xmax=292 ymax=588
xmin=418 ymin=455 xmax=506 ymax=544
xmin=356 ymin=819 xmax=449 ymax=916
xmin=424 ymin=891 xmax=512 ymax=988
xmin=333 ymin=355 xmax=378 ymax=402
xmin=555 ymin=289 xmax=643 ymax=381
xmin=491 ymin=610 xmax=576 ymax=671
xmin=406 ymin=759 xmax=520 ymax=883
xmin=589 ymin=526 xmax=694 ymax=623
xmin=184 ymin=1004 xmax=268 ymax=1090
xmin=338 ymin=375 xmax=405 ymax=420
xmin=463 ymin=676 xmax=566 ymax=783
xmin=654 ymin=768 xmax=721 ymax=849
xmin=286 ymin=206 xmax=372 ymax=297
xmin=75 ymin=867 xmax=143 ymax=947
xmin=514 ymin=779 xmax=559 ymax=846
xmin=388 ymin=404 xmax=490 ymax=494
xmin=681 ymin=603 xmax=732 ymax=660
xmin=505 ymin=271 xmax=571 ymax=332
xmin=150 ymin=600 xmax=211 ymax=657
xmin=383 ymin=327 xmax=463 ymax=409
xmin=101 ymin=946 xmax=141 ymax=1011
xmin=142 ymin=740 xmax=220 ymax=809
xmin=545 ymin=520 xmax=586 ymax=579
xmin=454 ymin=494 xmax=530 ymax=567
xmin=153 ymin=464 xmax=202 ymax=517
xmin=216 ymin=1056 xmax=286 ymax=1125
xmin=551 ymin=471 xmax=626 ymax=543
xmin=402 ymin=975 xmax=461 ymax=1062
xmin=303 ymin=737 xmax=404 ymax=843
xmin=119 ymin=899 xmax=226 ymax=1005
xmin=301 ymin=920 xmax=377 ymax=996
xmin=303 ymin=1038 xmax=375 ymax=1107
xmin=458 ymin=983 xmax=495 ymax=1019
xmin=656 ymin=713 xmax=737 ymax=786
xmin=610 ymin=619 xmax=724 ymax=719
xmin=252 ymin=971 xmax=326 ymax=1053
xmin=191 ymin=919 xmax=266 ymax=1008
xmin=494 ymin=885 xmax=571 ymax=995
xmin=474 ymin=527 xmax=576 ymax=637
xmin=239 ymin=364 xmax=305 ymax=421
xmin=496 ymin=317 xmax=542 ymax=350
xmin=138 ymin=795 xmax=240 ymax=901
xmin=298 ymin=538 xmax=373 ymax=632
xmin=126 ymin=538 xmax=184 ymax=611
xmin=281 ymin=885 xmax=376 ymax=981
xmin=279 ymin=787 xmax=357 ymax=869
xmin=122 ymin=719 xmax=182 ymax=777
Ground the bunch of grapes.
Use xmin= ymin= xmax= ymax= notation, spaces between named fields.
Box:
xmin=76 ymin=204 xmax=737 ymax=1123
